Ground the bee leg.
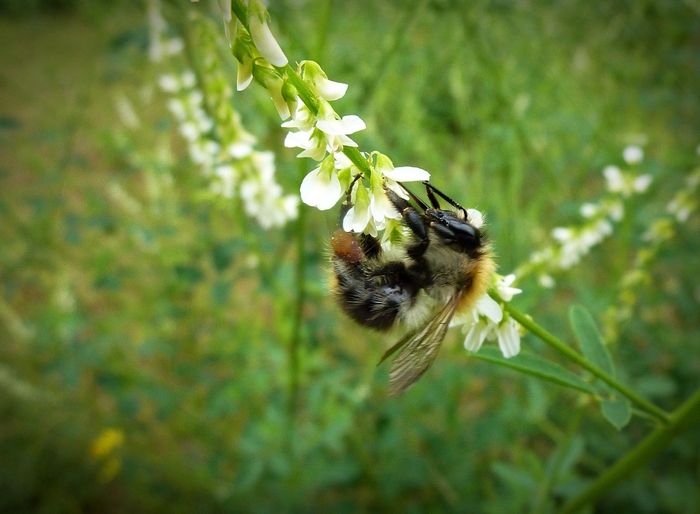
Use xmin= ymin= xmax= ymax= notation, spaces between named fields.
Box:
xmin=337 ymin=173 xmax=364 ymax=227
xmin=385 ymin=188 xmax=430 ymax=260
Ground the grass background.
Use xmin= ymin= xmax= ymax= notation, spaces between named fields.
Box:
xmin=0 ymin=0 xmax=699 ymax=512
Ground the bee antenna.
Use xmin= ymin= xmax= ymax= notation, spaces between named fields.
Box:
xmin=422 ymin=181 xmax=468 ymax=218
xmin=395 ymin=182 xmax=430 ymax=212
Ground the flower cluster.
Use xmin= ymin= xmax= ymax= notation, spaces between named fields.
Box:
xmin=214 ymin=0 xmax=522 ymax=358
xmin=152 ymin=10 xmax=298 ymax=229
xmin=517 ymin=146 xmax=653 ymax=287
xmin=604 ymin=164 xmax=700 ymax=338
xmin=220 ymin=0 xmax=433 ymax=235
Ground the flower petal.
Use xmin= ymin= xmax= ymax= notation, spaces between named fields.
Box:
xmin=383 ymin=166 xmax=431 ymax=182
xmin=300 ymin=166 xmax=342 ymax=210
xmin=316 ymin=77 xmax=348 ymax=101
xmin=497 ymin=318 xmax=521 ymax=358
xmin=463 ymin=320 xmax=489 ymax=353
xmin=474 ymin=293 xmax=503 ymax=323
xmin=247 ymin=0 xmax=288 ymax=67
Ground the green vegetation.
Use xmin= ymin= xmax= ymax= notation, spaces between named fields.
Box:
xmin=0 ymin=1 xmax=699 ymax=512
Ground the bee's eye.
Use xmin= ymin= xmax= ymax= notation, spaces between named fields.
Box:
xmin=451 ymin=222 xmax=478 ymax=246
xmin=430 ymin=212 xmax=480 ymax=249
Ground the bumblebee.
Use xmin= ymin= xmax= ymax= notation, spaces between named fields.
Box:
xmin=331 ymin=180 xmax=495 ymax=395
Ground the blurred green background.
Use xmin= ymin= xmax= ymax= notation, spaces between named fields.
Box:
xmin=1 ymin=0 xmax=699 ymax=512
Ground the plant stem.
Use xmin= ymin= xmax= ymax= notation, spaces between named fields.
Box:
xmin=288 ymin=160 xmax=308 ymax=426
xmin=503 ymin=303 xmax=671 ymax=424
xmin=558 ymin=385 xmax=700 ymax=514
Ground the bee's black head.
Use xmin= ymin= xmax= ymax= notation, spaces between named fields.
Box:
xmin=427 ymin=209 xmax=481 ymax=251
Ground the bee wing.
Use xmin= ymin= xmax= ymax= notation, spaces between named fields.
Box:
xmin=386 ymin=295 xmax=463 ymax=396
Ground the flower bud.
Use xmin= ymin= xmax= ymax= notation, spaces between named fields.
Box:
xmin=232 ymin=36 xmax=255 ymax=90
xmin=300 ymin=61 xmax=348 ymax=101
xmin=252 ymin=63 xmax=290 ymax=119
xmin=247 ymin=0 xmax=288 ymax=67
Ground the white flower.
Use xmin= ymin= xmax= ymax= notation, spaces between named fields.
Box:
xmin=604 ymin=165 xmax=624 ymax=193
xmin=343 ymin=185 xmax=373 ymax=233
xmin=299 ymin=157 xmax=343 ymax=210
xmin=552 ymin=227 xmax=572 ymax=242
xmin=158 ymin=74 xmax=179 ymax=93
xmin=538 ymin=274 xmax=555 ymax=288
xmin=462 ymin=317 xmax=492 ymax=353
xmin=213 ymin=165 xmax=237 ymax=198
xmin=603 ymin=164 xmax=652 ymax=198
xmin=228 ymin=141 xmax=254 ymax=159
xmin=167 ymin=98 xmax=186 ymax=120
xmin=315 ymin=77 xmax=348 ymax=101
xmin=284 ymin=103 xmax=366 ymax=160
xmin=181 ymin=70 xmax=196 ymax=88
xmin=315 ymin=114 xmax=366 ymax=152
xmin=451 ymin=293 xmax=520 ymax=358
xmin=580 ymin=203 xmax=598 ymax=218
xmin=180 ymin=122 xmax=200 ymax=142
xmin=378 ymin=161 xmax=431 ymax=201
xmin=623 ymin=145 xmax=644 ymax=164
xmin=282 ymin=102 xmax=316 ymax=132
xmin=633 ymin=174 xmax=653 ymax=193
xmin=382 ymin=165 xmax=431 ymax=183
xmin=300 ymin=61 xmax=348 ymax=101
xmin=494 ymin=274 xmax=522 ymax=302
xmin=164 ymin=38 xmax=184 ymax=56
xmin=496 ymin=317 xmax=521 ymax=358
xmin=284 ymin=129 xmax=327 ymax=161
xmin=237 ymin=56 xmax=254 ymax=91
xmin=247 ymin=0 xmax=288 ymax=67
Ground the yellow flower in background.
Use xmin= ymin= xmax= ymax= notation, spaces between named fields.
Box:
xmin=90 ymin=428 xmax=125 ymax=483
xmin=90 ymin=428 xmax=125 ymax=458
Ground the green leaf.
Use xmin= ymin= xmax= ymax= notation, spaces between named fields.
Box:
xmin=469 ymin=347 xmax=595 ymax=394
xmin=491 ymin=462 xmax=539 ymax=491
xmin=601 ymin=397 xmax=632 ymax=430
xmin=569 ymin=305 xmax=615 ymax=380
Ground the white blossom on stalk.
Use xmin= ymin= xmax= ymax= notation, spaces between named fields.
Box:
xmin=604 ymin=165 xmax=652 ymax=197
xmin=299 ymin=155 xmax=343 ymax=210
xmin=299 ymin=61 xmax=348 ymax=101
xmin=239 ymin=151 xmax=299 ymax=228
xmin=334 ymin=155 xmax=431 ymax=235
xmin=247 ymin=0 xmax=288 ymax=67
xmin=283 ymin=94 xmax=366 ymax=159
xmin=382 ymin=165 xmax=431 ymax=198
xmin=623 ymin=145 xmax=644 ymax=165
xmin=450 ymin=280 xmax=522 ymax=358
xmin=343 ymin=184 xmax=374 ymax=234
xmin=494 ymin=274 xmax=522 ymax=302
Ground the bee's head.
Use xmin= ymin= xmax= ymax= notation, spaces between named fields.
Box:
xmin=427 ymin=209 xmax=482 ymax=252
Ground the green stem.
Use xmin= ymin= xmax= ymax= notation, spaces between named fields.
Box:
xmin=288 ymin=161 xmax=308 ymax=426
xmin=503 ymin=303 xmax=671 ymax=424
xmin=559 ymin=386 xmax=700 ymax=514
